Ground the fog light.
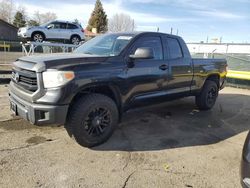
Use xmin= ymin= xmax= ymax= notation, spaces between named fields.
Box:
xmin=243 ymin=178 xmax=250 ymax=188
xmin=35 ymin=110 xmax=46 ymax=120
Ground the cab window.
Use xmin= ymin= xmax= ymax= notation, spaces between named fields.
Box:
xmin=67 ymin=24 xmax=78 ymax=29
xmin=48 ymin=22 xmax=60 ymax=29
xmin=166 ymin=37 xmax=183 ymax=59
xmin=60 ymin=23 xmax=67 ymax=29
xmin=131 ymin=36 xmax=163 ymax=60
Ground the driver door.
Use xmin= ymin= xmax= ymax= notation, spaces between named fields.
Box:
xmin=46 ymin=22 xmax=61 ymax=39
xmin=125 ymin=35 xmax=169 ymax=104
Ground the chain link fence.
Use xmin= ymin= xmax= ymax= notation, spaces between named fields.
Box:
xmin=191 ymin=53 xmax=250 ymax=71
xmin=0 ymin=40 xmax=81 ymax=66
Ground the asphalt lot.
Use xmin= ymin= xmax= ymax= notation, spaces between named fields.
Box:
xmin=0 ymin=85 xmax=249 ymax=188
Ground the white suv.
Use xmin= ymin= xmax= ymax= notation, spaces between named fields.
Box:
xmin=18 ymin=20 xmax=85 ymax=45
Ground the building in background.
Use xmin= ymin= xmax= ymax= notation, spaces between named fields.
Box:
xmin=0 ymin=19 xmax=18 ymax=41
xmin=84 ymin=28 xmax=98 ymax=40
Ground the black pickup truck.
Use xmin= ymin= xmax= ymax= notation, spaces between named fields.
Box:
xmin=9 ymin=32 xmax=227 ymax=147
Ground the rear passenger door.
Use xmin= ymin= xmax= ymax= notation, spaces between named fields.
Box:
xmin=66 ymin=23 xmax=78 ymax=39
xmin=163 ymin=36 xmax=193 ymax=93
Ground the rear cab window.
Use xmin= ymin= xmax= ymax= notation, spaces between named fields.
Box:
xmin=166 ymin=37 xmax=183 ymax=59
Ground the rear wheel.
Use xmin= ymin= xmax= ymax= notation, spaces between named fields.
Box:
xmin=195 ymin=80 xmax=218 ymax=110
xmin=65 ymin=94 xmax=119 ymax=147
xmin=32 ymin=32 xmax=44 ymax=42
xmin=70 ymin=35 xmax=81 ymax=45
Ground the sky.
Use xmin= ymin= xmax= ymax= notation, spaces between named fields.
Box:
xmin=14 ymin=0 xmax=250 ymax=43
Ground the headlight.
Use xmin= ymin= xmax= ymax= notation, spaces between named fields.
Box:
xmin=42 ymin=70 xmax=75 ymax=88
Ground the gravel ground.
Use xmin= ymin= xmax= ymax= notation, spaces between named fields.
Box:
xmin=0 ymin=86 xmax=249 ymax=188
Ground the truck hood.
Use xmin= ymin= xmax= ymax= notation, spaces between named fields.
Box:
xmin=15 ymin=53 xmax=110 ymax=72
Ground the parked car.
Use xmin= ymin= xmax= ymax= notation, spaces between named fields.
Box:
xmin=9 ymin=32 xmax=227 ymax=147
xmin=17 ymin=20 xmax=85 ymax=45
xmin=241 ymin=131 xmax=250 ymax=188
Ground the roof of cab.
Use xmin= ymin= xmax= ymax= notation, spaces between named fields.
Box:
xmin=106 ymin=31 xmax=180 ymax=38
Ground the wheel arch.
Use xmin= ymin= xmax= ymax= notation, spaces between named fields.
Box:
xmin=70 ymin=34 xmax=81 ymax=40
xmin=69 ymin=83 xmax=123 ymax=119
xmin=206 ymin=74 xmax=220 ymax=88
xmin=31 ymin=31 xmax=46 ymax=40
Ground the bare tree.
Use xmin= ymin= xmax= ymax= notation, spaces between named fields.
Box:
xmin=33 ymin=11 xmax=42 ymax=25
xmin=108 ymin=13 xmax=135 ymax=32
xmin=40 ymin=12 xmax=57 ymax=24
xmin=0 ymin=0 xmax=15 ymax=23
xmin=32 ymin=11 xmax=57 ymax=25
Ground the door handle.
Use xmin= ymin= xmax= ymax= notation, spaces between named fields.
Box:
xmin=159 ymin=64 xmax=168 ymax=70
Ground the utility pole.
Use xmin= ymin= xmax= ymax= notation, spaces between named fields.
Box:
xmin=157 ymin=27 xmax=159 ymax=32
xmin=176 ymin=29 xmax=179 ymax=35
xmin=170 ymin=27 xmax=173 ymax=34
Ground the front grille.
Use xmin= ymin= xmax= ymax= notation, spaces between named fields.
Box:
xmin=12 ymin=68 xmax=38 ymax=92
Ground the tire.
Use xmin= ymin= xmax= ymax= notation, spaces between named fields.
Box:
xmin=70 ymin=35 xmax=81 ymax=45
xmin=65 ymin=94 xmax=119 ymax=147
xmin=32 ymin=32 xmax=44 ymax=42
xmin=195 ymin=80 xmax=218 ymax=110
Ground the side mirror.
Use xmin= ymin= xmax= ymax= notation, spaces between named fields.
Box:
xmin=129 ymin=47 xmax=154 ymax=59
xmin=47 ymin=25 xmax=53 ymax=29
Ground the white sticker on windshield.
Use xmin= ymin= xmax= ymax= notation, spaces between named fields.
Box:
xmin=117 ymin=36 xmax=133 ymax=40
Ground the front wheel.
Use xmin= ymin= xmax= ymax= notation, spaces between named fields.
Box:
xmin=195 ymin=80 xmax=219 ymax=110
xmin=65 ymin=94 xmax=119 ymax=147
xmin=32 ymin=33 xmax=44 ymax=42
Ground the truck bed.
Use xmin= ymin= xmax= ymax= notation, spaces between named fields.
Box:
xmin=192 ymin=58 xmax=227 ymax=66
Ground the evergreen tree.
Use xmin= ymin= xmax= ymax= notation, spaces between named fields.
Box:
xmin=27 ymin=19 xmax=39 ymax=26
xmin=87 ymin=0 xmax=108 ymax=33
xmin=73 ymin=19 xmax=80 ymax=25
xmin=13 ymin=11 xmax=26 ymax=28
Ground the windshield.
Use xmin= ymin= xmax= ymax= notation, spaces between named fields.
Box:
xmin=40 ymin=21 xmax=52 ymax=27
xmin=74 ymin=33 xmax=135 ymax=56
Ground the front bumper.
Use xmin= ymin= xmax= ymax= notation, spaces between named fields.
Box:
xmin=18 ymin=32 xmax=29 ymax=38
xmin=9 ymin=90 xmax=69 ymax=125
